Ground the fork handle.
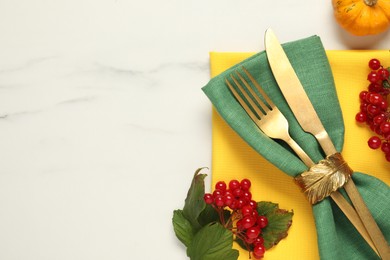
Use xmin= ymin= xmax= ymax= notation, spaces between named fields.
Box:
xmin=343 ymin=179 xmax=390 ymax=259
xmin=284 ymin=136 xmax=315 ymax=167
xmin=285 ymin=136 xmax=381 ymax=255
xmin=329 ymin=192 xmax=379 ymax=256
xmin=315 ymin=137 xmax=390 ymax=258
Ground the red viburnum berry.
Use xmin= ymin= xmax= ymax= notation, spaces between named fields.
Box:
xmin=246 ymin=226 xmax=261 ymax=239
xmin=203 ymin=193 xmax=213 ymax=204
xmin=229 ymin=179 xmax=240 ymax=190
xmin=257 ymin=215 xmax=269 ymax=229
xmin=368 ymin=136 xmax=382 ymax=149
xmin=240 ymin=178 xmax=251 ymax=190
xmin=369 ymin=58 xmax=381 ymax=70
xmin=253 ymin=244 xmax=265 ymax=259
xmin=215 ymin=181 xmax=227 ymax=191
xmin=368 ymin=71 xmax=381 ymax=83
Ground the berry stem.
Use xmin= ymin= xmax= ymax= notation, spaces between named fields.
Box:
xmin=224 ymin=214 xmax=233 ymax=228
xmin=217 ymin=208 xmax=226 ymax=226
xmin=235 ymin=232 xmax=252 ymax=251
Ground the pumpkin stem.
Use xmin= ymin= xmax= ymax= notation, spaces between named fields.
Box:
xmin=364 ymin=0 xmax=378 ymax=6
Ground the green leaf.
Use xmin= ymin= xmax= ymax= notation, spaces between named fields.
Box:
xmin=383 ymin=67 xmax=390 ymax=88
xmin=187 ymin=222 xmax=239 ymax=260
xmin=257 ymin=202 xmax=293 ymax=250
xmin=182 ymin=168 xmax=208 ymax=231
xmin=257 ymin=201 xmax=278 ymax=215
xmin=198 ymin=204 xmax=232 ymax=227
xmin=234 ymin=237 xmax=249 ymax=252
xmin=382 ymin=79 xmax=390 ymax=89
xmin=197 ymin=204 xmax=219 ymax=226
xmin=172 ymin=210 xmax=195 ymax=247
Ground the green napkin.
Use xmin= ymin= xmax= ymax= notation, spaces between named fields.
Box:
xmin=202 ymin=36 xmax=390 ymax=259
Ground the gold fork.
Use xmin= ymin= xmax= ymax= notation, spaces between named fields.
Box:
xmin=225 ymin=66 xmax=378 ymax=254
xmin=225 ymin=68 xmax=312 ymax=167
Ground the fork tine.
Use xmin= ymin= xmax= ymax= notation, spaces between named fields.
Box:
xmin=230 ymin=74 xmax=266 ymax=118
xmin=225 ymin=79 xmax=261 ymax=124
xmin=242 ymin=67 xmax=275 ymax=109
xmin=234 ymin=71 xmax=271 ymax=114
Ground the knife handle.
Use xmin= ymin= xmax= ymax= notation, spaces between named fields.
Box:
xmin=285 ymin=135 xmax=379 ymax=255
xmin=314 ymin=130 xmax=337 ymax=156
xmin=329 ymin=192 xmax=379 ymax=256
xmin=316 ymin=135 xmax=389 ymax=258
xmin=316 ymin=133 xmax=390 ymax=258
xmin=317 ymin=133 xmax=389 ymax=257
xmin=311 ymin=116 xmax=390 ymax=257
xmin=343 ymin=179 xmax=390 ymax=259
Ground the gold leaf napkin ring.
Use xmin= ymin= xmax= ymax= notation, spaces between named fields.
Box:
xmin=294 ymin=153 xmax=353 ymax=204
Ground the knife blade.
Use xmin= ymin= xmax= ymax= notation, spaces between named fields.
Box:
xmin=264 ymin=28 xmax=390 ymax=258
xmin=264 ymin=29 xmax=336 ymax=156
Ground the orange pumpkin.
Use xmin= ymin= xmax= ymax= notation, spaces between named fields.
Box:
xmin=332 ymin=0 xmax=390 ymax=36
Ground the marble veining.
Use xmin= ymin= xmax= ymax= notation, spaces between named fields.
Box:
xmin=0 ymin=0 xmax=389 ymax=259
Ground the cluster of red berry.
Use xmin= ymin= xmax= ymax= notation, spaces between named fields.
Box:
xmin=204 ymin=179 xmax=268 ymax=259
xmin=355 ymin=58 xmax=390 ymax=162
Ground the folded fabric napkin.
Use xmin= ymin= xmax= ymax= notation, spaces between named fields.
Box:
xmin=202 ymin=37 xmax=390 ymax=260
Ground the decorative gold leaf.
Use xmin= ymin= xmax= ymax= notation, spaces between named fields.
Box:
xmin=295 ymin=153 xmax=353 ymax=204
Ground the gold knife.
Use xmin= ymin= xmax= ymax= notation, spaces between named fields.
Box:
xmin=264 ymin=28 xmax=389 ymax=259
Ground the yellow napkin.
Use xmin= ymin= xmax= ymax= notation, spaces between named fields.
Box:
xmin=210 ymin=51 xmax=390 ymax=260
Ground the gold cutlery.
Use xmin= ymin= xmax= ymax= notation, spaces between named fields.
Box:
xmin=225 ymin=68 xmax=313 ymax=167
xmin=225 ymin=66 xmax=378 ymax=255
xmin=265 ymin=28 xmax=389 ymax=259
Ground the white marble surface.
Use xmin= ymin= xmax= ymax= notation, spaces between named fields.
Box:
xmin=0 ymin=0 xmax=389 ymax=259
